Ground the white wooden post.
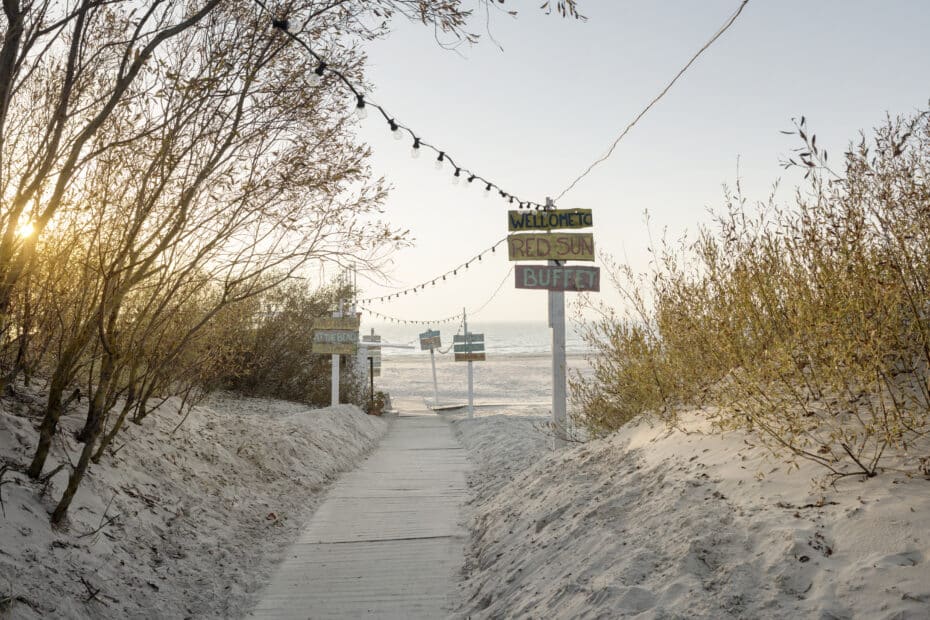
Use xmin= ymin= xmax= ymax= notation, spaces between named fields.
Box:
xmin=464 ymin=307 xmax=473 ymax=418
xmin=429 ymin=344 xmax=440 ymax=407
xmin=331 ymin=301 xmax=342 ymax=407
xmin=547 ymin=197 xmax=567 ymax=447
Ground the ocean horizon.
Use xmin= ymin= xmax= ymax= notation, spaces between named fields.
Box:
xmin=360 ymin=320 xmax=591 ymax=358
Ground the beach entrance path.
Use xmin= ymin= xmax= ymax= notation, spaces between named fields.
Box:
xmin=249 ymin=409 xmax=470 ymax=619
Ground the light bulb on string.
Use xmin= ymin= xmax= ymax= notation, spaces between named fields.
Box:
xmin=435 ymin=152 xmax=445 ymax=171
xmin=308 ymin=61 xmax=326 ymax=87
xmin=411 ymin=137 xmax=420 ymax=159
xmin=484 ymin=182 xmax=491 ymax=198
xmin=354 ymin=94 xmax=367 ymax=119
xmin=389 ymin=118 xmax=402 ymax=140
xmin=452 ymin=168 xmax=461 ymax=186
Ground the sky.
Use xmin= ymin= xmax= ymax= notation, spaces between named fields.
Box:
xmin=346 ymin=0 xmax=930 ymax=325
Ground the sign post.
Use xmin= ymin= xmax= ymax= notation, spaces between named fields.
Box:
xmin=464 ymin=308 xmax=472 ymax=418
xmin=454 ymin=312 xmax=486 ymax=418
xmin=332 ymin=303 xmax=341 ymax=407
xmin=507 ymin=199 xmax=599 ymax=448
xmin=549 ymin=257 xmax=567 ymax=448
xmin=312 ymin=304 xmax=360 ymax=407
xmin=362 ymin=329 xmax=381 ymax=412
xmin=419 ymin=329 xmax=442 ymax=407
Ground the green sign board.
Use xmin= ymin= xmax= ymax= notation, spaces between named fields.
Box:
xmin=507 ymin=209 xmax=593 ymax=232
xmin=453 ymin=333 xmax=485 ymax=362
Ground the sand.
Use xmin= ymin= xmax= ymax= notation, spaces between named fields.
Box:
xmin=450 ymin=409 xmax=930 ymax=619
xmin=0 ymin=391 xmax=386 ymax=619
xmin=3 ymin=352 xmax=930 ymax=618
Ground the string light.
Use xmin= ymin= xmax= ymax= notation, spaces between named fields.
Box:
xmin=357 ymin=236 xmax=508 ymax=304
xmin=452 ymin=168 xmax=461 ymax=185
xmin=359 ymin=266 xmax=513 ymax=327
xmin=411 ymin=137 xmax=421 ymax=159
xmin=254 ymin=0 xmax=550 ymax=209
xmin=354 ymin=94 xmax=367 ymax=119
xmin=435 ymin=152 xmax=445 ymax=171
xmin=359 ymin=305 xmax=463 ymax=326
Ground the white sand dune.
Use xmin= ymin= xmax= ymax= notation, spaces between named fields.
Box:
xmin=0 ymin=393 xmax=386 ymax=619
xmin=451 ymin=411 xmax=930 ymax=619
xmin=3 ymin=363 xmax=930 ymax=619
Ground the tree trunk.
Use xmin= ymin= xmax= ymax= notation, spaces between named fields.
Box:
xmin=26 ymin=364 xmax=68 ymax=478
xmin=51 ymin=350 xmax=113 ymax=523
xmin=92 ymin=380 xmax=136 ymax=463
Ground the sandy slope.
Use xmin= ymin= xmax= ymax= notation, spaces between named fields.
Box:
xmin=452 ymin=412 xmax=930 ymax=619
xmin=0 ymin=392 xmax=386 ymax=619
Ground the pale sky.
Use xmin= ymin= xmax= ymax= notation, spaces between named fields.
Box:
xmin=347 ymin=0 xmax=930 ymax=324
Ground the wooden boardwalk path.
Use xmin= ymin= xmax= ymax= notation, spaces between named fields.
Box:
xmin=249 ymin=411 xmax=470 ymax=619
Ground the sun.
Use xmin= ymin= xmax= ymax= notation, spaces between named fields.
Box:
xmin=15 ymin=221 xmax=35 ymax=238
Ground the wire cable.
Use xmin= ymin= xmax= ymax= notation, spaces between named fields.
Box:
xmin=554 ymin=0 xmax=750 ymax=202
xmin=467 ymin=266 xmax=514 ymax=319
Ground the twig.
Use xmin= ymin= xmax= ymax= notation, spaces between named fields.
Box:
xmin=77 ymin=513 xmax=121 ymax=540
xmin=79 ymin=577 xmax=101 ymax=604
xmin=0 ymin=465 xmax=10 ymax=518
xmin=841 ymin=442 xmax=877 ymax=477
xmin=38 ymin=462 xmax=66 ymax=484
xmin=77 ymin=494 xmax=120 ymax=539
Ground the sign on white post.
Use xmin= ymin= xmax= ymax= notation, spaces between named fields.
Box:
xmin=549 ymin=261 xmax=567 ymax=448
xmin=419 ymin=329 xmax=442 ymax=407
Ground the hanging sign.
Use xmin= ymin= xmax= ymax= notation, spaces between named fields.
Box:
xmin=313 ymin=331 xmax=357 ymax=355
xmin=362 ymin=334 xmax=381 ymax=377
xmin=507 ymin=209 xmax=592 ymax=231
xmin=507 ymin=232 xmax=595 ymax=261
xmin=515 ymin=265 xmax=600 ymax=292
xmin=453 ymin=333 xmax=485 ymax=362
xmin=313 ymin=315 xmax=360 ymax=355
xmin=419 ymin=329 xmax=441 ymax=350
xmin=315 ymin=316 xmax=360 ymax=331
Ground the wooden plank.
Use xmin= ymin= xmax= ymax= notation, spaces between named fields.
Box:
xmin=507 ymin=209 xmax=592 ymax=231
xmin=453 ymin=343 xmax=485 ymax=353
xmin=313 ymin=341 xmax=357 ymax=355
xmin=507 ymin=232 xmax=595 ymax=261
xmin=315 ymin=316 xmax=360 ymax=331
xmin=452 ymin=333 xmax=484 ymax=343
xmin=515 ymin=265 xmax=600 ymax=292
xmin=454 ymin=352 xmax=486 ymax=362
xmin=315 ymin=330 xmax=357 ymax=344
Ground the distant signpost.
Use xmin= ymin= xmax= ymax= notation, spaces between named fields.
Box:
xmin=312 ymin=315 xmax=360 ymax=355
xmin=419 ymin=329 xmax=442 ymax=407
xmin=313 ymin=311 xmax=359 ymax=406
xmin=453 ymin=333 xmax=485 ymax=362
xmin=362 ymin=333 xmax=381 ymax=377
xmin=419 ymin=329 xmax=441 ymax=350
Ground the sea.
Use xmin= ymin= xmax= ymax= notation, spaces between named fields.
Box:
xmin=361 ymin=321 xmax=594 ymax=411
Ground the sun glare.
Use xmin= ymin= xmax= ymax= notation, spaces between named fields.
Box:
xmin=15 ymin=221 xmax=35 ymax=238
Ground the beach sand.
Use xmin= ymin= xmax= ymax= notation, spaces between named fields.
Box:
xmin=2 ymin=354 xmax=929 ymax=618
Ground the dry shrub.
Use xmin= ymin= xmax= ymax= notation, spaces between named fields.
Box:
xmin=215 ymin=281 xmax=368 ymax=408
xmin=573 ymin=109 xmax=930 ymax=477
